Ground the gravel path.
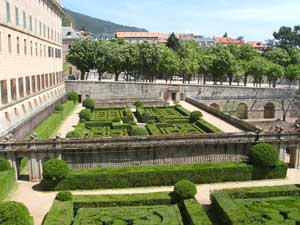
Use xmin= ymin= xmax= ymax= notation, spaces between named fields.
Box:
xmin=10 ymin=169 xmax=300 ymax=225
xmin=56 ymin=104 xmax=83 ymax=137
xmin=180 ymin=101 xmax=242 ymax=133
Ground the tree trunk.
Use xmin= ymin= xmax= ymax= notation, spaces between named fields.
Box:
xmin=244 ymin=75 xmax=248 ymax=87
xmin=203 ymin=75 xmax=207 ymax=84
xmin=229 ymin=75 xmax=233 ymax=86
xmin=115 ymin=72 xmax=119 ymax=81
xmin=80 ymin=71 xmax=85 ymax=80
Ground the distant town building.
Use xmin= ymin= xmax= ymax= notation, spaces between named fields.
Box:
xmin=195 ymin=35 xmax=216 ymax=47
xmin=93 ymin=33 xmax=115 ymax=41
xmin=247 ymin=41 xmax=267 ymax=52
xmin=62 ymin=27 xmax=82 ymax=78
xmin=115 ymin=32 xmax=160 ymax=43
xmin=177 ymin=33 xmax=195 ymax=40
xmin=215 ymin=37 xmax=244 ymax=46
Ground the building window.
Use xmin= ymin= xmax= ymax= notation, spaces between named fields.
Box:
xmin=30 ymin=41 xmax=33 ymax=55
xmin=10 ymin=79 xmax=17 ymax=100
xmin=39 ymin=21 xmax=42 ymax=36
xmin=23 ymin=11 xmax=26 ymax=29
xmin=5 ymin=112 xmax=10 ymax=122
xmin=35 ymin=42 xmax=38 ymax=56
xmin=45 ymin=74 xmax=49 ymax=88
xmin=40 ymin=44 xmax=42 ymax=56
xmin=1 ymin=80 xmax=8 ymax=105
xmin=25 ymin=76 xmax=30 ymax=95
xmin=24 ymin=39 xmax=27 ymax=55
xmin=28 ymin=101 xmax=32 ymax=110
xmin=16 ymin=37 xmax=20 ymax=54
xmin=31 ymin=76 xmax=36 ymax=93
xmin=41 ymin=74 xmax=45 ymax=89
xmin=22 ymin=104 xmax=26 ymax=113
xmin=8 ymin=34 xmax=12 ymax=53
xmin=0 ymin=32 xmax=2 ymax=52
xmin=15 ymin=6 xmax=19 ymax=26
xmin=14 ymin=108 xmax=18 ymax=116
xmin=18 ymin=77 xmax=24 ymax=97
xmin=37 ymin=75 xmax=40 ymax=91
xmin=29 ymin=15 xmax=33 ymax=31
xmin=6 ymin=1 xmax=11 ymax=23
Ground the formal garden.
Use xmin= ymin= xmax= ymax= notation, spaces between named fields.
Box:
xmin=65 ymin=93 xmax=223 ymax=138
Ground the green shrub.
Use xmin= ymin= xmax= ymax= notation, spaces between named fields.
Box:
xmin=134 ymin=100 xmax=143 ymax=108
xmin=0 ymin=159 xmax=11 ymax=171
xmin=249 ymin=143 xmax=279 ymax=167
xmin=174 ymin=180 xmax=197 ymax=200
xmin=43 ymin=159 xmax=70 ymax=181
xmin=66 ymin=131 xmax=82 ymax=138
xmin=182 ymin=199 xmax=213 ymax=225
xmin=189 ymin=111 xmax=203 ymax=123
xmin=0 ymin=169 xmax=16 ymax=201
xmin=56 ymin=191 xmax=73 ymax=201
xmin=79 ymin=109 xmax=91 ymax=122
xmin=196 ymin=118 xmax=223 ymax=133
xmin=0 ymin=201 xmax=32 ymax=225
xmin=67 ymin=91 xmax=78 ymax=103
xmin=43 ymin=200 xmax=73 ymax=225
xmin=54 ymin=104 xmax=64 ymax=112
xmin=130 ymin=127 xmax=148 ymax=136
xmin=82 ymin=98 xmax=95 ymax=111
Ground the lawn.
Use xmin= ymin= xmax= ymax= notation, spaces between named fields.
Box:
xmin=73 ymin=205 xmax=183 ymax=225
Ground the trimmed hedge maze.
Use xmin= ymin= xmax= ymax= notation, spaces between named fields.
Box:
xmin=68 ymin=104 xmax=222 ymax=138
xmin=211 ymin=185 xmax=300 ymax=225
xmin=44 ymin=192 xmax=212 ymax=225
xmin=138 ymin=105 xmax=223 ymax=135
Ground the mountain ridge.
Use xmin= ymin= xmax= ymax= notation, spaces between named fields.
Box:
xmin=63 ymin=8 xmax=148 ymax=33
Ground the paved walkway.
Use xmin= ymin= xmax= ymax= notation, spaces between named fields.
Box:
xmin=180 ymin=101 xmax=242 ymax=133
xmin=10 ymin=169 xmax=300 ymax=225
xmin=56 ymin=104 xmax=83 ymax=137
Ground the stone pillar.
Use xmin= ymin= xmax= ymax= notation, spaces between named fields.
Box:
xmin=278 ymin=143 xmax=286 ymax=162
xmin=290 ymin=146 xmax=300 ymax=169
xmin=7 ymin=153 xmax=18 ymax=180
xmin=28 ymin=153 xmax=42 ymax=182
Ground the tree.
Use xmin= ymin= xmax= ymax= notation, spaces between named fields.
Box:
xmin=237 ymin=44 xmax=260 ymax=61
xmin=166 ymin=33 xmax=180 ymax=51
xmin=247 ymin=57 xmax=269 ymax=87
xmin=223 ymin=32 xmax=228 ymax=38
xmin=207 ymin=44 xmax=235 ymax=84
xmin=285 ymin=64 xmax=300 ymax=88
xmin=197 ymin=48 xmax=213 ymax=84
xmin=95 ymin=40 xmax=109 ymax=80
xmin=287 ymin=47 xmax=300 ymax=65
xmin=264 ymin=48 xmax=291 ymax=67
xmin=66 ymin=39 xmax=96 ymax=80
xmin=265 ymin=62 xmax=284 ymax=88
xmin=273 ymin=25 xmax=300 ymax=49
xmin=43 ymin=159 xmax=70 ymax=181
xmin=237 ymin=36 xmax=244 ymax=42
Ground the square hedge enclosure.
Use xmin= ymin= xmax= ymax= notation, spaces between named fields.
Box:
xmin=70 ymin=104 xmax=222 ymax=138
xmin=43 ymin=192 xmax=212 ymax=225
xmin=211 ymin=185 xmax=300 ymax=225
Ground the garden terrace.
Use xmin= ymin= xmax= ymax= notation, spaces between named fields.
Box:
xmin=44 ymin=192 xmax=212 ymax=225
xmin=211 ymin=185 xmax=300 ymax=224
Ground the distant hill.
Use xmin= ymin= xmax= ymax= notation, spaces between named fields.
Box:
xmin=63 ymin=8 xmax=148 ymax=33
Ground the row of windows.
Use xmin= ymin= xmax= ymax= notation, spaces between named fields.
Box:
xmin=5 ymin=0 xmax=62 ymax=44
xmin=0 ymin=72 xmax=64 ymax=105
xmin=0 ymin=32 xmax=62 ymax=58
xmin=3 ymin=87 xmax=65 ymax=122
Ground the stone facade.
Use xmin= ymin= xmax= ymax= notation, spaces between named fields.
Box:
xmin=0 ymin=0 xmax=65 ymax=138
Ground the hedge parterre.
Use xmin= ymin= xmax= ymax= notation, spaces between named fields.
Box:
xmin=211 ymin=185 xmax=300 ymax=225
xmin=44 ymin=192 xmax=212 ymax=225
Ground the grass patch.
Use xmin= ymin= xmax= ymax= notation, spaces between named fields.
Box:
xmin=32 ymin=101 xmax=76 ymax=139
xmin=0 ymin=169 xmax=16 ymax=201
xmin=43 ymin=200 xmax=73 ymax=225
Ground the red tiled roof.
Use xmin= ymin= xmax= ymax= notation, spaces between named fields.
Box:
xmin=215 ymin=37 xmax=244 ymax=45
xmin=247 ymin=41 xmax=266 ymax=48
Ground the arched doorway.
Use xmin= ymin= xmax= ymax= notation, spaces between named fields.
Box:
xmin=264 ymin=103 xmax=275 ymax=119
xmin=210 ymin=103 xmax=220 ymax=111
xmin=237 ymin=103 xmax=248 ymax=119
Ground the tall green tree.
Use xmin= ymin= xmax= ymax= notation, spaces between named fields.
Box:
xmin=285 ymin=64 xmax=300 ymax=88
xmin=247 ymin=57 xmax=269 ymax=87
xmin=166 ymin=33 xmax=180 ymax=51
xmin=158 ymin=45 xmax=178 ymax=83
xmin=273 ymin=25 xmax=300 ymax=49
xmin=265 ymin=62 xmax=284 ymax=88
xmin=66 ymin=39 xmax=97 ymax=80
xmin=264 ymin=48 xmax=291 ymax=67
xmin=95 ymin=40 xmax=109 ymax=80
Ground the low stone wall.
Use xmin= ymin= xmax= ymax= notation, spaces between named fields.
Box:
xmin=186 ymin=97 xmax=258 ymax=132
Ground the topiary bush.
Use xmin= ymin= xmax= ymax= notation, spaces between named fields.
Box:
xmin=130 ymin=127 xmax=148 ymax=136
xmin=67 ymin=91 xmax=78 ymax=103
xmin=249 ymin=143 xmax=279 ymax=167
xmin=66 ymin=131 xmax=82 ymax=138
xmin=134 ymin=101 xmax=143 ymax=108
xmin=43 ymin=159 xmax=70 ymax=181
xmin=54 ymin=104 xmax=64 ymax=112
xmin=189 ymin=111 xmax=203 ymax=123
xmin=79 ymin=109 xmax=91 ymax=122
xmin=0 ymin=201 xmax=32 ymax=225
xmin=0 ymin=159 xmax=11 ymax=172
xmin=55 ymin=191 xmax=73 ymax=202
xmin=82 ymin=98 xmax=95 ymax=111
xmin=174 ymin=180 xmax=197 ymax=200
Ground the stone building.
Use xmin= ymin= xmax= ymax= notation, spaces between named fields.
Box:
xmin=0 ymin=0 xmax=65 ymax=138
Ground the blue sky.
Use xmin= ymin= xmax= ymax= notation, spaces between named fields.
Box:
xmin=61 ymin=0 xmax=300 ymax=41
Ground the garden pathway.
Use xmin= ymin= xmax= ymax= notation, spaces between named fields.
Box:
xmin=56 ymin=104 xmax=83 ymax=137
xmin=180 ymin=101 xmax=242 ymax=133
xmin=11 ymin=169 xmax=300 ymax=225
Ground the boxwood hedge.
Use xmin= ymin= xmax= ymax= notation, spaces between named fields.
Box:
xmin=0 ymin=169 xmax=16 ymax=201
xmin=43 ymin=162 xmax=287 ymax=191
xmin=43 ymin=200 xmax=73 ymax=225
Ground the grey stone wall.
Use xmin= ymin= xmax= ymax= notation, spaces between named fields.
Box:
xmin=65 ymin=81 xmax=297 ymax=120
